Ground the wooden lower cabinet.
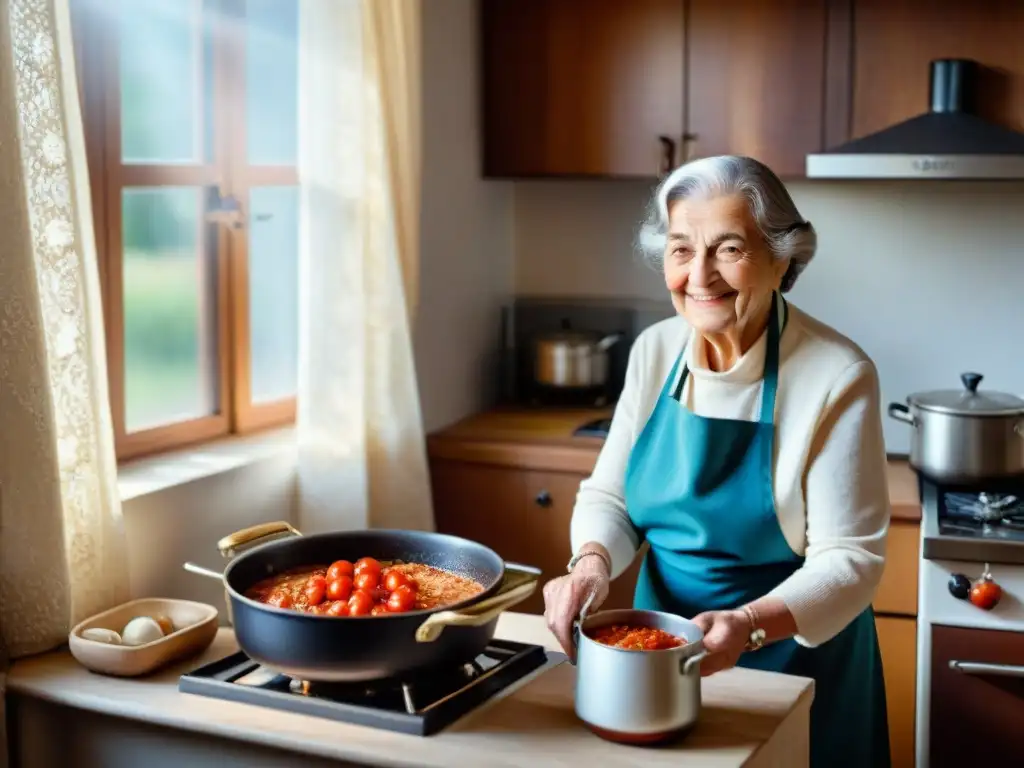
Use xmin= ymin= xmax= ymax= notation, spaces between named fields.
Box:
xmin=430 ymin=458 xmax=641 ymax=615
xmin=875 ymin=616 xmax=917 ymax=768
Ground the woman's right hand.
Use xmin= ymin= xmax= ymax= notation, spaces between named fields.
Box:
xmin=542 ymin=554 xmax=611 ymax=660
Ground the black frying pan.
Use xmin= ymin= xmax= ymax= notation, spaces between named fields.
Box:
xmin=184 ymin=522 xmax=539 ymax=682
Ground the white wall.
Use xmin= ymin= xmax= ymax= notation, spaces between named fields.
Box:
xmin=513 ymin=179 xmax=1024 ymax=453
xmin=415 ymin=0 xmax=514 ymax=433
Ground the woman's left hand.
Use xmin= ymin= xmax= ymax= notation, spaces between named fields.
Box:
xmin=691 ymin=609 xmax=750 ymax=676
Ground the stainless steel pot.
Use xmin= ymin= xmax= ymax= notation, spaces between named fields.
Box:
xmin=573 ymin=609 xmax=707 ymax=744
xmin=533 ymin=329 xmax=620 ymax=389
xmin=888 ymin=372 xmax=1024 ymax=483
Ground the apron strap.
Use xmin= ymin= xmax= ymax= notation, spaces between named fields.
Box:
xmin=670 ymin=292 xmax=786 ymax=426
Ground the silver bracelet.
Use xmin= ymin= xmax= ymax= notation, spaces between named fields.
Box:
xmin=566 ymin=550 xmax=611 ymax=574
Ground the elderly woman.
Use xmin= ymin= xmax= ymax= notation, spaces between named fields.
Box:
xmin=543 ymin=156 xmax=891 ymax=767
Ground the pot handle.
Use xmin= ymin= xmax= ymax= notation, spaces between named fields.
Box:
xmin=414 ymin=563 xmax=540 ymax=643
xmin=183 ymin=562 xmax=226 ymax=581
xmin=887 ymin=402 xmax=915 ymax=426
xmin=680 ymin=645 xmax=709 ymax=676
xmin=217 ymin=521 xmax=302 ymax=558
xmin=594 ymin=333 xmax=622 ymax=353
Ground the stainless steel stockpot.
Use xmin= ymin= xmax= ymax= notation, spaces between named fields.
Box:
xmin=888 ymin=372 xmax=1024 ymax=483
xmin=573 ymin=609 xmax=707 ymax=744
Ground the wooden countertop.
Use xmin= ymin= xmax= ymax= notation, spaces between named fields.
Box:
xmin=7 ymin=613 xmax=813 ymax=768
xmin=428 ymin=408 xmax=922 ymax=522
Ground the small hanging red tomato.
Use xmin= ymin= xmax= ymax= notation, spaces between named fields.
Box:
xmin=969 ymin=564 xmax=1002 ymax=611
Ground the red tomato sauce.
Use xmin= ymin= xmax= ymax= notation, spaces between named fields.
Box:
xmin=587 ymin=624 xmax=686 ymax=651
xmin=245 ymin=558 xmax=484 ymax=618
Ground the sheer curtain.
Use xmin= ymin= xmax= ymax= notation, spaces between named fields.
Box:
xmin=0 ymin=0 xmax=131 ymax=763
xmin=295 ymin=0 xmax=433 ymax=534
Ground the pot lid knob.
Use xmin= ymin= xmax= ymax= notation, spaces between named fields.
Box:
xmin=960 ymin=372 xmax=983 ymax=393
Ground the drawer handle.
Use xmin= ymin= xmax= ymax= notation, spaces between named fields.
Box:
xmin=535 ymin=490 xmax=552 ymax=508
xmin=949 ymin=660 xmax=1024 ymax=678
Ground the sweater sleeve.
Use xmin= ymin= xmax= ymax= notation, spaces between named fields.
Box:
xmin=767 ymin=360 xmax=892 ymax=647
xmin=568 ymin=333 xmax=649 ymax=579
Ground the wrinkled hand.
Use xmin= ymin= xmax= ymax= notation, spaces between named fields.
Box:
xmin=542 ymin=559 xmax=610 ymax=661
xmin=691 ymin=609 xmax=751 ymax=676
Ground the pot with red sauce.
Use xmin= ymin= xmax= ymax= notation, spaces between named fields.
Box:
xmin=573 ymin=608 xmax=707 ymax=745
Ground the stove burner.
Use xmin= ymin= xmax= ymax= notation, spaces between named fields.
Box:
xmin=178 ymin=639 xmax=560 ymax=735
xmin=941 ymin=491 xmax=1024 ymax=538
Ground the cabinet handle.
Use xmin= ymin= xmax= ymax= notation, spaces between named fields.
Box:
xmin=658 ymin=136 xmax=676 ymax=177
xmin=949 ymin=660 xmax=1024 ymax=678
xmin=535 ymin=490 xmax=552 ymax=508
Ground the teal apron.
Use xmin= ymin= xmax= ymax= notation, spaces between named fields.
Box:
xmin=624 ymin=293 xmax=890 ymax=767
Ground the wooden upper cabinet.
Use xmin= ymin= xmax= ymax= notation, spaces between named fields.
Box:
xmin=685 ymin=0 xmax=829 ymax=179
xmin=850 ymin=0 xmax=1024 ymax=140
xmin=481 ymin=0 xmax=685 ymax=178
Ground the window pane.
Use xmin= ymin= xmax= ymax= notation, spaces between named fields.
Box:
xmin=123 ymin=187 xmax=217 ymax=430
xmin=245 ymin=0 xmax=299 ymax=165
xmin=120 ymin=0 xmax=212 ymax=163
xmin=249 ymin=186 xmax=299 ymax=403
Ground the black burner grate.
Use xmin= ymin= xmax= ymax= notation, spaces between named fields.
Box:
xmin=178 ymin=639 xmax=558 ymax=736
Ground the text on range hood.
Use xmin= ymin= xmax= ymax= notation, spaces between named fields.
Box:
xmin=806 ymin=59 xmax=1024 ymax=180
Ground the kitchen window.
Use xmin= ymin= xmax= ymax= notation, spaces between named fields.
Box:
xmin=70 ymin=0 xmax=300 ymax=460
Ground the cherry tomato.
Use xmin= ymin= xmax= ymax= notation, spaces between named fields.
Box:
xmin=348 ymin=589 xmax=374 ymax=616
xmin=267 ymin=591 xmax=293 ymax=609
xmin=371 ymin=604 xmax=390 ymax=616
xmin=327 ymin=600 xmax=350 ymax=617
xmin=969 ymin=575 xmax=1002 ymax=610
xmin=354 ymin=557 xmax=382 ymax=577
xmin=327 ymin=576 xmax=353 ymax=601
xmin=387 ymin=585 xmax=417 ymax=613
xmin=304 ymin=575 xmax=327 ymax=606
xmin=383 ymin=570 xmax=409 ymax=592
xmin=354 ymin=570 xmax=379 ymax=591
xmin=327 ymin=560 xmax=355 ymax=582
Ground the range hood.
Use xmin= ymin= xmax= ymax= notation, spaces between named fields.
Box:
xmin=807 ymin=59 xmax=1024 ymax=180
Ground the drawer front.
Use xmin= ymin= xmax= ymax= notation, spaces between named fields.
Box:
xmin=873 ymin=521 xmax=919 ymax=616
xmin=928 ymin=624 xmax=1024 ymax=766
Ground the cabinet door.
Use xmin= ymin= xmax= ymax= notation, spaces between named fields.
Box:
xmin=928 ymin=624 xmax=1024 ymax=767
xmin=875 ymin=616 xmax=917 ymax=768
xmin=851 ymin=0 xmax=1024 ymax=141
xmin=429 ymin=459 xmax=534 ymax=573
xmin=685 ymin=0 xmax=828 ymax=178
xmin=481 ymin=0 xmax=685 ymax=178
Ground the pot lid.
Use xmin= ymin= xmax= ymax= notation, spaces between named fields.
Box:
xmin=908 ymin=372 xmax=1024 ymax=415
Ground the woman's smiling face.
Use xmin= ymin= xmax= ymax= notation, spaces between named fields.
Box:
xmin=663 ymin=194 xmax=789 ymax=337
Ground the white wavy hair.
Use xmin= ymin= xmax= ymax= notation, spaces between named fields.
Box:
xmin=637 ymin=155 xmax=816 ymax=292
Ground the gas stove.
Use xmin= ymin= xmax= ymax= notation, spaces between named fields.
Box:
xmin=916 ymin=473 xmax=1024 ymax=768
xmin=178 ymin=639 xmax=564 ymax=736
xmin=921 ymin=476 xmax=1024 ymax=564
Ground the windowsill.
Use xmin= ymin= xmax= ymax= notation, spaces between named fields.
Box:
xmin=117 ymin=427 xmax=298 ymax=502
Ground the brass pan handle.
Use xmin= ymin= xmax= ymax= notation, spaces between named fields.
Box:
xmin=217 ymin=521 xmax=302 ymax=558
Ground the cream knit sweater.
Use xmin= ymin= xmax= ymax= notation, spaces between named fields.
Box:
xmin=570 ymin=301 xmax=892 ymax=648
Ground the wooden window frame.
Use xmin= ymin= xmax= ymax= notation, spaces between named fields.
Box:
xmin=71 ymin=0 xmax=297 ymax=462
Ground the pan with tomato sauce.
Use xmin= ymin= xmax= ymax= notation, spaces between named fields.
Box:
xmin=208 ymin=526 xmax=535 ymax=682
xmin=246 ymin=557 xmax=485 ymax=617
xmin=586 ymin=623 xmax=686 ymax=651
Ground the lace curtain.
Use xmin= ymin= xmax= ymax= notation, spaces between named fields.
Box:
xmin=0 ymin=0 xmax=131 ymax=762
xmin=295 ymin=0 xmax=433 ymax=534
